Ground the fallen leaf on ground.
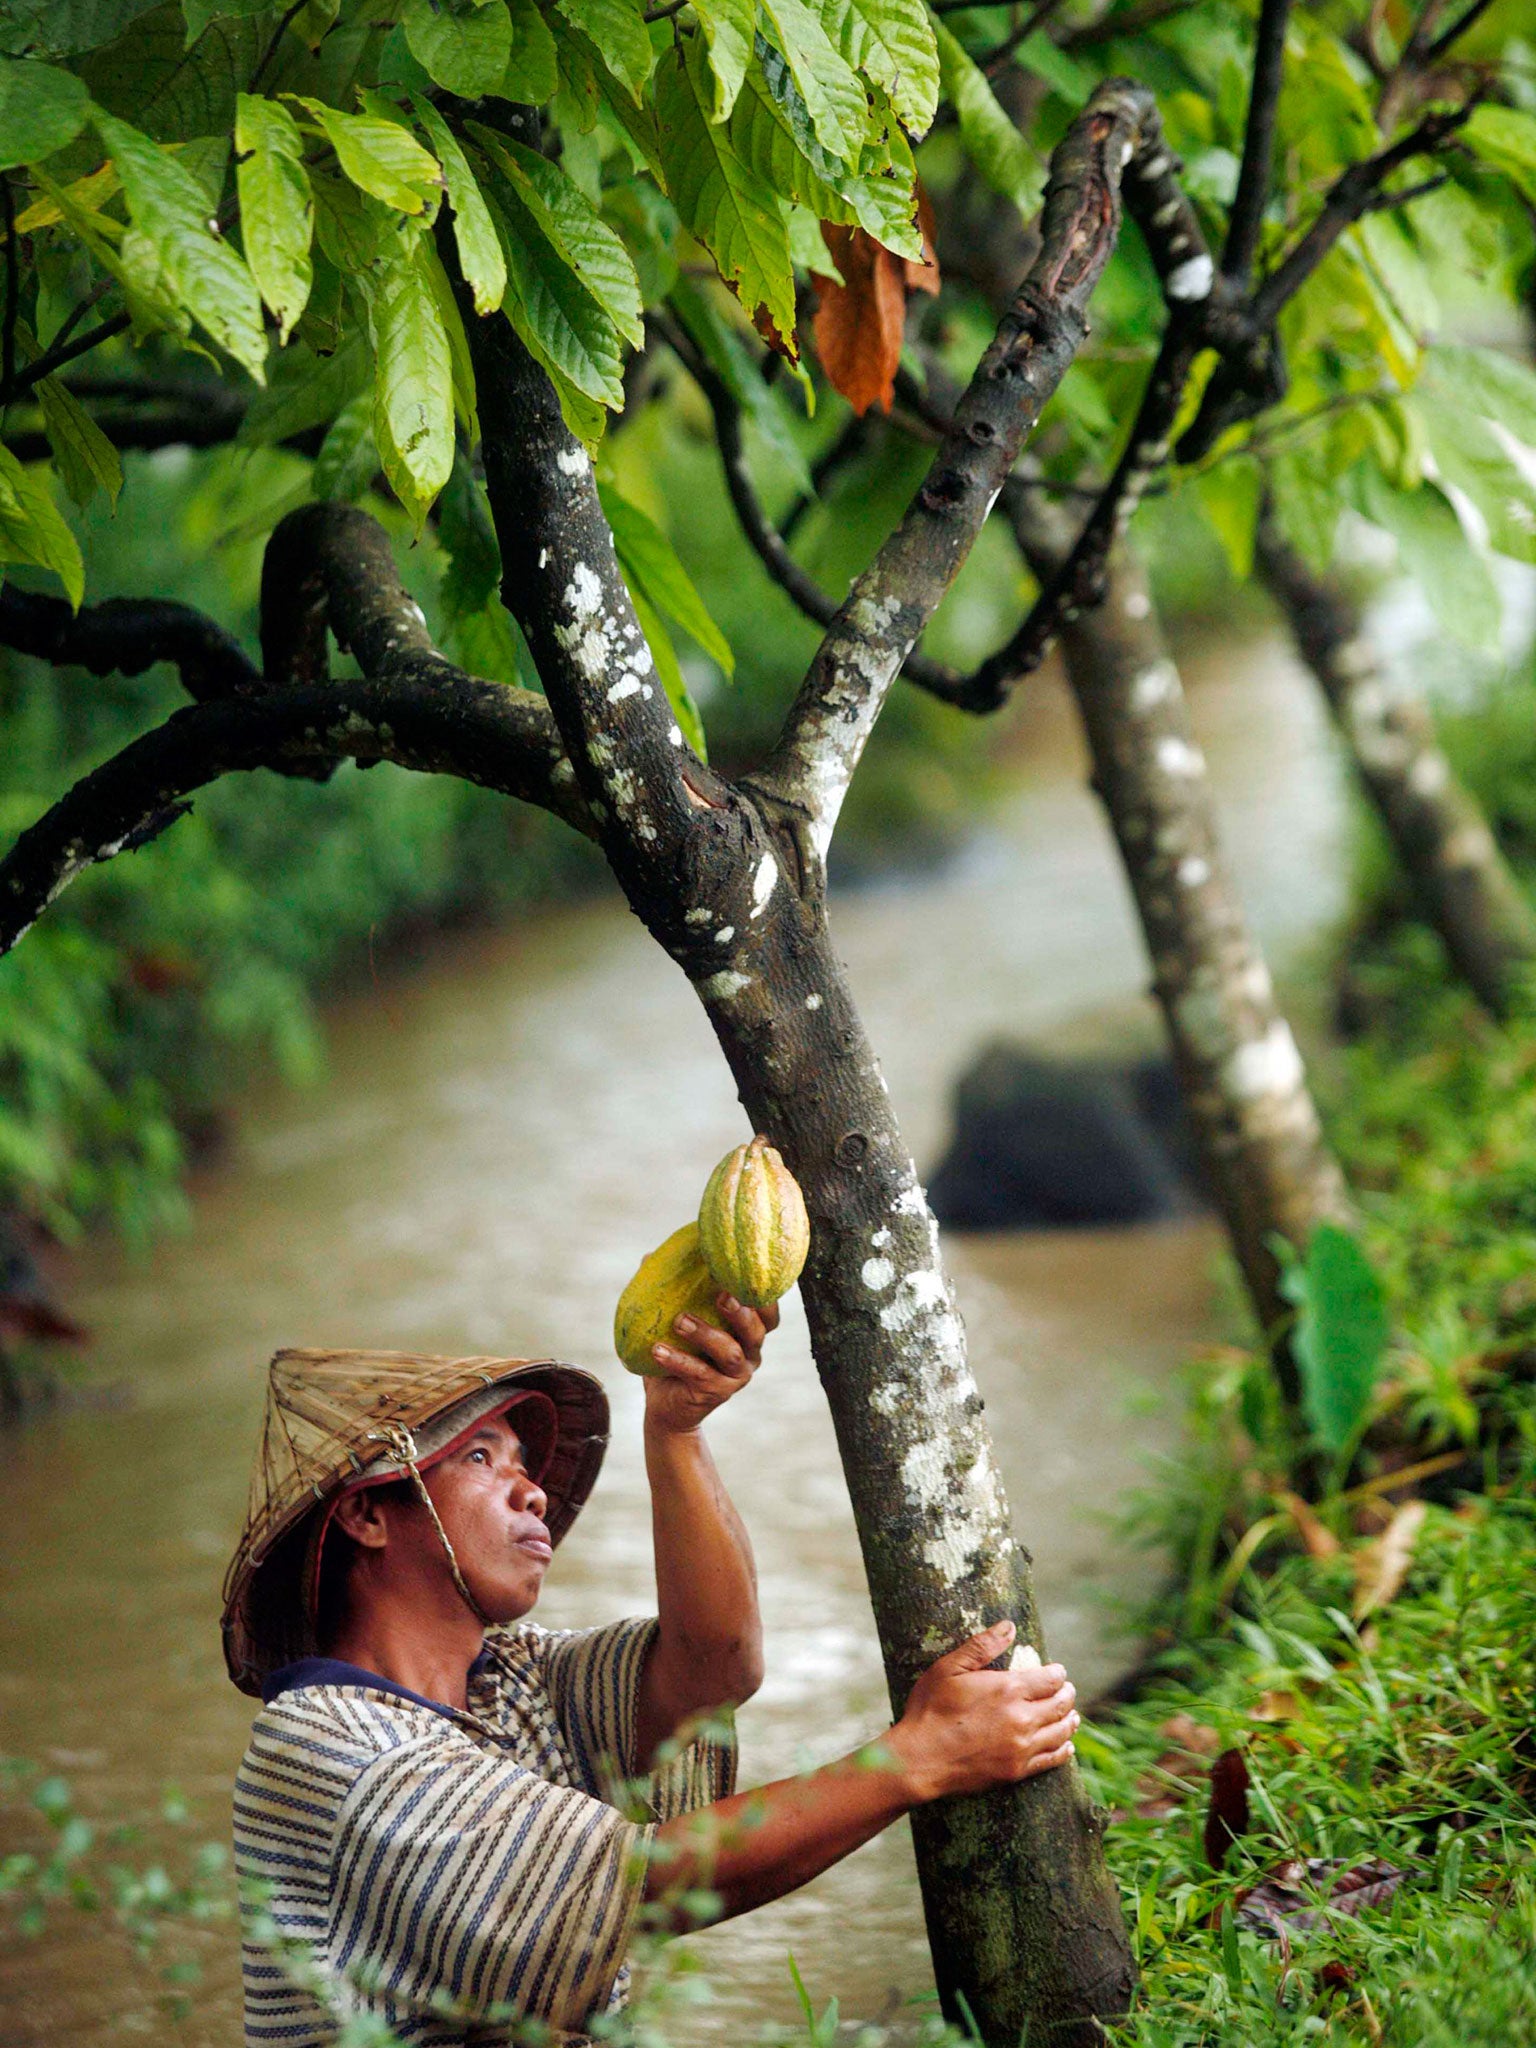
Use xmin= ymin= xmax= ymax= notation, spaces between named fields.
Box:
xmin=1250 ymin=1690 xmax=1303 ymax=1722
xmin=1235 ymin=1857 xmax=1408 ymax=1935
xmin=1354 ymin=1498 xmax=1428 ymax=1619
xmin=1158 ymin=1713 xmax=1220 ymax=1755
xmin=1277 ymin=1489 xmax=1341 ymax=1558
xmin=1203 ymin=1746 xmax=1250 ymax=1871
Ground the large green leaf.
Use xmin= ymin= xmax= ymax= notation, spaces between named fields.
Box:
xmin=933 ymin=19 xmax=1041 ymax=214
xmin=655 ymin=38 xmax=795 ymax=347
xmin=79 ymin=2 xmax=262 ymax=141
xmin=691 ymin=0 xmax=754 ymax=121
xmin=0 ymin=57 xmax=90 ymax=168
xmin=471 ymin=124 xmax=642 ymax=345
xmin=34 ymin=366 xmax=124 ymax=508
xmin=237 ymin=333 xmax=369 ymax=443
xmin=761 ymin=0 xmax=869 ymax=165
xmin=473 ymin=141 xmax=627 ymax=409
xmin=1425 ymin=344 xmax=1536 ymax=450
xmin=503 ymin=0 xmax=558 ymax=100
xmin=0 ymin=0 xmax=161 ymax=58
xmin=412 ymin=97 xmax=505 ymax=315
xmin=292 ymin=96 xmax=443 ymax=215
xmin=1280 ymin=1224 xmax=1390 ymax=1458
xmin=438 ymin=447 xmax=503 ymax=623
xmin=357 ymin=222 xmax=455 ymax=528
xmin=670 ymin=273 xmax=812 ymax=492
xmin=234 ymin=92 xmax=312 ymax=341
xmin=599 ymin=480 xmax=734 ymax=673
xmin=821 ymin=0 xmax=938 ymax=136
xmin=0 ymin=446 xmax=84 ymax=607
xmin=310 ymin=386 xmax=377 ymax=501
xmin=550 ymin=0 xmax=651 ymax=100
xmin=94 ymin=107 xmax=268 ymax=378
xmin=180 ymin=0 xmax=266 ymax=40
xmin=1413 ymin=386 xmax=1536 ymax=567
xmin=735 ymin=47 xmax=921 ymax=259
xmin=403 ymin=0 xmax=513 ymax=97
xmin=1358 ymin=468 xmax=1500 ymax=653
xmin=1465 ymin=103 xmax=1536 ymax=206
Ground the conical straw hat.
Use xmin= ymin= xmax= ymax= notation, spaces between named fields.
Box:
xmin=221 ymin=1348 xmax=609 ymax=1696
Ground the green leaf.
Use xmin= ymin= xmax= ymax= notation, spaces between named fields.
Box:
xmin=734 ymin=47 xmax=921 ymax=260
xmin=94 ymin=108 xmax=267 ymax=378
xmin=1464 ymin=104 xmax=1536 ymax=206
xmin=1355 ymin=212 xmax=1438 ymax=340
xmin=1425 ymin=344 xmax=1536 ymax=449
xmin=412 ymin=96 xmax=506 ymax=315
xmin=0 ymin=0 xmax=162 ymax=59
xmin=36 ymin=371 xmax=124 ymax=509
xmin=1358 ymin=467 xmax=1500 ymax=653
xmin=437 ymin=446 xmax=502 ymax=621
xmin=670 ymin=273 xmax=812 ymax=492
xmin=1281 ymin=1224 xmax=1389 ymax=1458
xmin=630 ymin=584 xmax=707 ymax=759
xmin=79 ymin=3 xmax=263 ymax=142
xmin=761 ymin=0 xmax=870 ymax=165
xmin=1412 ymin=389 xmax=1536 ymax=566
xmin=234 ymin=93 xmax=312 ymax=341
xmin=1193 ymin=457 xmax=1261 ymax=580
xmin=932 ymin=20 xmax=1041 ymax=214
xmin=403 ymin=0 xmax=513 ymax=97
xmin=1266 ymin=451 xmax=1336 ymax=576
xmin=821 ymin=0 xmax=938 ymax=137
xmin=473 ymin=139 xmax=627 ymax=409
xmin=471 ymin=124 xmax=642 ymax=345
xmin=0 ymin=447 xmax=84 ymax=607
xmin=1012 ymin=27 xmax=1089 ymax=100
xmin=310 ymin=386 xmax=377 ymax=501
xmin=292 ymin=97 xmax=443 ymax=215
xmin=655 ymin=38 xmax=796 ymax=348
xmin=238 ymin=335 xmax=369 ymax=446
xmin=0 ymin=58 xmax=90 ymax=169
xmin=503 ymin=0 xmax=558 ymax=101
xmin=691 ymin=0 xmax=754 ymax=121
xmin=357 ymin=222 xmax=455 ymax=528
xmin=180 ymin=0 xmax=265 ymax=40
xmin=550 ymin=0 xmax=651 ymax=100
xmin=421 ymin=233 xmax=478 ymax=439
xmin=599 ymin=480 xmax=734 ymax=673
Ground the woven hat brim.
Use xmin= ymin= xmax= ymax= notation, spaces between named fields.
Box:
xmin=221 ymin=1354 xmax=608 ymax=1696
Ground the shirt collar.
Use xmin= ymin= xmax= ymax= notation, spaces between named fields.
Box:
xmin=263 ymin=1647 xmax=495 ymax=1721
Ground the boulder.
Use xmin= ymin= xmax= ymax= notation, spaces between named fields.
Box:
xmin=927 ymin=1043 xmax=1204 ymax=1229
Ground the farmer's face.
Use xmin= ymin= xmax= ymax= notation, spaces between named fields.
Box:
xmin=418 ymin=1413 xmax=553 ymax=1622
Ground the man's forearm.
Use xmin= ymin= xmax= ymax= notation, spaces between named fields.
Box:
xmin=643 ymin=1422 xmax=763 ymax=1726
xmin=643 ymin=1745 xmax=913 ymax=1924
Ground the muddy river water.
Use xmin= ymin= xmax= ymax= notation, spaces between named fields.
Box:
xmin=0 ymin=638 xmax=1350 ymax=2043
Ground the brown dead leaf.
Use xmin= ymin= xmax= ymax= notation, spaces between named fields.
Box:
xmin=1249 ymin=1690 xmax=1303 ymax=1722
xmin=1353 ymin=1498 xmax=1428 ymax=1620
xmin=1277 ymin=1489 xmax=1341 ymax=1559
xmin=1235 ymin=1857 xmax=1408 ymax=1936
xmin=1158 ymin=1713 xmax=1221 ymax=1756
xmin=1203 ymin=1747 xmax=1250 ymax=1871
xmin=812 ymin=190 xmax=941 ymax=416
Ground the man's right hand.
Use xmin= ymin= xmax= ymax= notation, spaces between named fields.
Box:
xmin=884 ymin=1618 xmax=1079 ymax=1803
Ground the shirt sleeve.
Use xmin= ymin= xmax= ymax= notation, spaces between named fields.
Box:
xmin=539 ymin=1616 xmax=739 ymax=1822
xmin=326 ymin=1733 xmax=650 ymax=2034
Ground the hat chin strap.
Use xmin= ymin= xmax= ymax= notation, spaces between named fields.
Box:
xmin=367 ymin=1424 xmax=492 ymax=1629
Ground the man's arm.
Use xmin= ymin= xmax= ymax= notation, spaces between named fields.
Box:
xmin=633 ymin=1292 xmax=774 ymax=1763
xmin=643 ymin=1618 xmax=1080 ymax=1922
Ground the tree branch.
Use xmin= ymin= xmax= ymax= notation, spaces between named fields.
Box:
xmin=0 ymin=503 xmax=596 ymax=953
xmin=657 ymin=310 xmax=964 ymax=696
xmin=0 ymin=583 xmax=264 ymax=699
xmin=753 ymin=78 xmax=1178 ymax=852
xmin=0 ymin=310 xmax=131 ymax=407
xmin=1222 ymin=0 xmax=1293 ymax=287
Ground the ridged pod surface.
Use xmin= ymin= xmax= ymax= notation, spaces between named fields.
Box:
xmin=613 ymin=1222 xmax=727 ymax=1376
xmin=696 ymin=1135 xmax=810 ymax=1309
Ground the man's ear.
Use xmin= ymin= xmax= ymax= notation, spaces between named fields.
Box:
xmin=332 ymin=1488 xmax=391 ymax=1550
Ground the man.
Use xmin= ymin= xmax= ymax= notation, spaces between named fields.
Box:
xmin=222 ymin=1296 xmax=1080 ymax=2045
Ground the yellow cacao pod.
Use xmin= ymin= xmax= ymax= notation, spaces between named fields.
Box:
xmin=613 ymin=1222 xmax=727 ymax=1376
xmin=696 ymin=1134 xmax=810 ymax=1309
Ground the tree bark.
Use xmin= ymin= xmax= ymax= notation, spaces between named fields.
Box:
xmin=1258 ymin=521 xmax=1536 ymax=1021
xmin=1009 ymin=495 xmax=1353 ymax=1384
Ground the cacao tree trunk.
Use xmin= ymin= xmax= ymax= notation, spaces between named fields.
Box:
xmin=1009 ymin=494 xmax=1353 ymax=1386
xmin=1258 ymin=520 xmax=1536 ymax=1021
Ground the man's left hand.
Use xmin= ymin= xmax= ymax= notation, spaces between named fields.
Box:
xmin=645 ymin=1293 xmax=779 ymax=1433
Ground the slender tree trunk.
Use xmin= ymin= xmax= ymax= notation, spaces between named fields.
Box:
xmin=1009 ymin=495 xmax=1353 ymax=1384
xmin=1258 ymin=521 xmax=1536 ymax=1020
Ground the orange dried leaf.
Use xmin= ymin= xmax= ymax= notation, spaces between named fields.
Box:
xmin=812 ymin=224 xmax=907 ymax=416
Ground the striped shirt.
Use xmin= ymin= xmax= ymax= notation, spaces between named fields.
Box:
xmin=233 ymin=1616 xmax=736 ymax=2046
